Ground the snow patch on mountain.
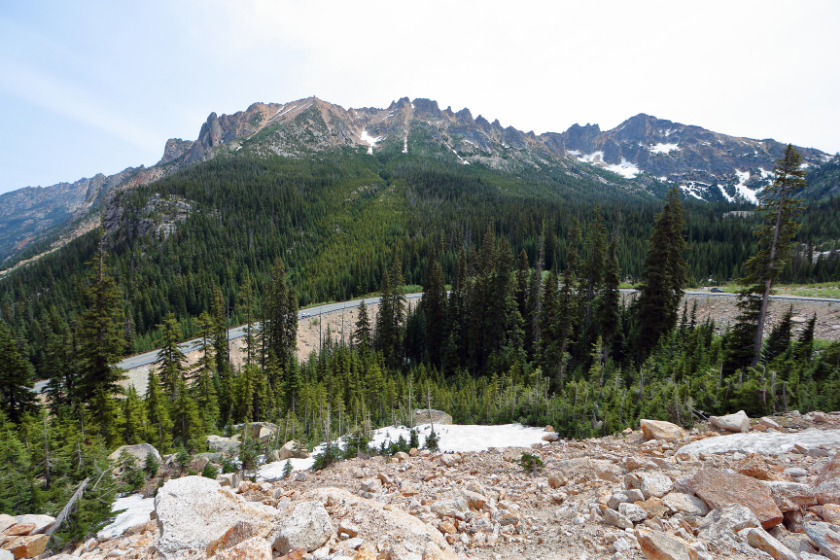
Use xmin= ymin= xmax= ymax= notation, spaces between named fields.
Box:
xmin=732 ymin=170 xmax=760 ymax=204
xmin=648 ymin=142 xmax=680 ymax=154
xmin=360 ymin=130 xmax=385 ymax=155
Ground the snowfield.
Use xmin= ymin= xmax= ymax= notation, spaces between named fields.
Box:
xmin=98 ymin=494 xmax=156 ymax=539
xmin=258 ymin=423 xmax=548 ymax=482
xmin=678 ymin=428 xmax=840 ymax=456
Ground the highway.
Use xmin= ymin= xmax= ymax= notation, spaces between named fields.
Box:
xmin=32 ymin=289 xmax=835 ymax=394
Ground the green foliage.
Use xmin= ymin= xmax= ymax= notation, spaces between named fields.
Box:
xmin=516 ymin=452 xmax=544 ymax=475
xmin=282 ymin=460 xmax=293 ymax=479
xmin=221 ymin=456 xmax=237 ymax=474
xmin=201 ymin=462 xmax=219 ymax=479
xmin=425 ymin=429 xmax=440 ymax=452
xmin=144 ymin=453 xmax=159 ymax=478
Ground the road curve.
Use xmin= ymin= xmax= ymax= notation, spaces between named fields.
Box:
xmin=32 ymin=289 xmax=835 ymax=394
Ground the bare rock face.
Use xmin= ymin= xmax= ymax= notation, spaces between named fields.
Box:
xmin=214 ymin=537 xmax=272 ymax=560
xmin=815 ymin=479 xmax=840 ymax=505
xmin=710 ymin=410 xmax=751 ymax=433
xmin=763 ymin=481 xmax=818 ymax=511
xmin=816 ymin=451 xmax=840 ymax=485
xmin=274 ymin=441 xmax=310 ymax=461
xmin=663 ymin=493 xmax=709 ymax=516
xmin=154 ymin=476 xmax=276 ymax=559
xmin=2 ymin=535 xmax=49 ymax=559
xmin=206 ymin=434 xmax=241 ymax=454
xmin=108 ymin=444 xmax=162 ymax=470
xmin=11 ymin=516 xmax=54 ymax=536
xmin=414 ymin=409 xmax=453 ymax=425
xmin=690 ymin=468 xmax=783 ymax=528
xmin=640 ymin=419 xmax=688 ymax=443
xmin=269 ymin=502 xmax=333 ymax=554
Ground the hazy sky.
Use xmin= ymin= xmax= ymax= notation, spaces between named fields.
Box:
xmin=1 ymin=0 xmax=839 ymax=194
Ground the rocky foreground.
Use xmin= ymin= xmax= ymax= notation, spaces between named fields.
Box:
xmin=3 ymin=411 xmax=840 ymax=560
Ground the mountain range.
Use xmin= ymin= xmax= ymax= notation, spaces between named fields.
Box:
xmin=1 ymin=96 xmax=837 ymax=266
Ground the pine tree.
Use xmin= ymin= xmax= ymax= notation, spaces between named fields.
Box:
xmin=171 ymin=376 xmax=201 ymax=447
xmin=155 ymin=312 xmax=188 ymax=399
xmin=598 ymin=218 xmax=622 ymax=362
xmin=0 ymin=321 xmax=38 ymax=423
xmin=763 ymin=305 xmax=793 ymax=363
xmin=211 ymin=285 xmax=230 ymax=375
xmin=422 ymin=249 xmax=447 ymax=367
xmin=122 ymin=385 xmax=144 ymax=445
xmin=194 ymin=311 xmax=216 ymax=380
xmin=263 ymin=257 xmax=298 ymax=377
xmin=635 ymin=188 xmax=688 ymax=358
xmin=238 ymin=272 xmax=259 ymax=369
xmin=582 ymin=206 xmax=607 ymax=326
xmin=353 ymin=300 xmax=372 ymax=351
xmin=145 ymin=371 xmax=173 ymax=450
xmin=742 ymin=145 xmax=807 ymax=366
xmin=793 ymin=315 xmax=816 ymax=362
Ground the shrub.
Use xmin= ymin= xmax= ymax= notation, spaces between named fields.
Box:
xmin=516 ymin=452 xmax=544 ymax=475
xmin=202 ymin=462 xmax=219 ymax=479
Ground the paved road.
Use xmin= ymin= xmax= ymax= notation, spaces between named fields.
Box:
xmin=32 ymin=289 xmax=833 ymax=394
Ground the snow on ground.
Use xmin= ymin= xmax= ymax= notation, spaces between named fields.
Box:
xmin=732 ymin=170 xmax=760 ymax=204
xmin=678 ymin=428 xmax=840 ymax=456
xmin=566 ymin=149 xmax=582 ymax=156
xmin=718 ymin=184 xmax=736 ymax=203
xmin=679 ymin=184 xmax=706 ymax=201
xmin=360 ymin=130 xmax=385 ymax=155
xmin=602 ymin=157 xmax=640 ymax=178
xmin=98 ymin=494 xmax=155 ymax=539
xmin=758 ymin=167 xmax=774 ymax=180
xmin=570 ymin=152 xmax=640 ymax=178
xmin=648 ymin=142 xmax=680 ymax=154
xmin=258 ymin=423 xmax=547 ymax=482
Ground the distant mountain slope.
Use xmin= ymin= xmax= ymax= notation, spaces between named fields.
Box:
xmin=547 ymin=113 xmax=832 ymax=203
xmin=0 ymin=96 xmax=834 ymax=266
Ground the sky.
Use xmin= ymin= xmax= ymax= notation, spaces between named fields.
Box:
xmin=1 ymin=0 xmax=839 ymax=194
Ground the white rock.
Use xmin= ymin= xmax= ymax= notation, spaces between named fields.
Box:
xmin=618 ymin=503 xmax=647 ymax=523
xmin=663 ymin=493 xmax=709 ymax=516
xmin=677 ymin=428 xmax=840 ymax=456
xmin=271 ymin=501 xmax=334 ymax=554
xmin=155 ymin=476 xmax=276 ymax=559
xmin=710 ymin=410 xmax=751 ymax=433
xmin=108 ymin=443 xmax=162 ymax=469
xmin=12 ymin=514 xmax=55 ymax=535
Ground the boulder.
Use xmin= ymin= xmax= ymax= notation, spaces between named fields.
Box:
xmin=155 ymin=476 xmax=277 ymax=559
xmin=460 ymin=490 xmax=488 ymax=511
xmin=618 ymin=503 xmax=648 ymax=523
xmin=625 ymin=472 xmax=674 ymax=499
xmin=803 ymin=522 xmax=840 ymax=560
xmin=733 ymin=453 xmax=779 ymax=481
xmin=108 ymin=444 xmax=162 ymax=470
xmin=764 ymin=481 xmax=818 ymax=511
xmin=640 ymin=419 xmax=688 ymax=442
xmin=3 ymin=525 xmax=35 ymax=537
xmin=820 ymin=504 xmax=840 ymax=524
xmin=274 ymin=441 xmax=310 ymax=461
xmin=738 ymin=527 xmax=798 ymax=560
xmin=690 ymin=468 xmax=783 ymax=528
xmin=431 ymin=497 xmax=468 ymax=517
xmin=637 ymin=497 xmax=670 ymax=519
xmin=635 ymin=529 xmax=694 ymax=560
xmin=757 ymin=417 xmax=782 ymax=431
xmin=2 ymin=535 xmax=48 ymax=559
xmin=663 ymin=493 xmax=709 ymax=516
xmin=11 ymin=516 xmax=54 ymax=536
xmin=699 ymin=504 xmax=762 ymax=535
xmin=270 ymin=501 xmax=334 ymax=554
xmin=207 ymin=434 xmax=241 ymax=454
xmin=541 ymin=433 xmax=559 ymax=442
xmin=710 ymin=410 xmax=750 ymax=433
xmin=814 ymin=412 xmax=832 ymax=423
xmin=414 ymin=409 xmax=453 ymax=426
xmin=603 ymin=508 xmax=633 ymax=530
xmin=0 ymin=549 xmax=12 ymax=560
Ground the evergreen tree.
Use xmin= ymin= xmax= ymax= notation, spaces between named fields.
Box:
xmin=635 ymin=188 xmax=688 ymax=358
xmin=76 ymin=229 xmax=127 ymax=432
xmin=0 ymin=321 xmax=38 ymax=423
xmin=742 ymin=145 xmax=807 ymax=366
xmin=764 ymin=305 xmax=793 ymax=363
xmin=122 ymin=385 xmax=145 ymax=445
xmin=155 ymin=312 xmax=188 ymax=398
xmin=145 ymin=371 xmax=173 ymax=450
xmin=237 ymin=272 xmax=259 ymax=368
xmin=211 ymin=285 xmax=230 ymax=375
xmin=194 ymin=311 xmax=216 ymax=379
xmin=582 ymin=206 xmax=607 ymax=326
xmin=598 ymin=219 xmax=622 ymax=362
xmin=793 ymin=315 xmax=816 ymax=362
xmin=422 ymin=249 xmax=447 ymax=367
xmin=353 ymin=301 xmax=372 ymax=350
xmin=263 ymin=257 xmax=298 ymax=377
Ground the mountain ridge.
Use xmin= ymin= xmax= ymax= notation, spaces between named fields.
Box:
xmin=0 ymin=96 xmax=834 ymax=266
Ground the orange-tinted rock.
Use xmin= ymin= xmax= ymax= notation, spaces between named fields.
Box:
xmin=690 ymin=468 xmax=783 ymax=529
xmin=3 ymin=525 xmax=35 ymax=537
xmin=733 ymin=454 xmax=781 ymax=481
xmin=4 ymin=534 xmax=49 ymax=559
xmin=637 ymin=497 xmax=670 ymax=519
xmin=635 ymin=529 xmax=696 ymax=560
xmin=816 ymin=451 xmax=840 ymax=485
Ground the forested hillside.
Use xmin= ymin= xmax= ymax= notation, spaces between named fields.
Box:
xmin=1 ymin=144 xmax=839 ymax=540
